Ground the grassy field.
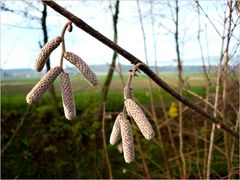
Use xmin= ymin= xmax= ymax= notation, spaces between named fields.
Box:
xmin=1 ymin=72 xmax=209 ymax=93
xmin=1 ymin=72 xmax=238 ymax=179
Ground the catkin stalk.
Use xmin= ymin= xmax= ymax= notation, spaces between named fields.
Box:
xmin=26 ymin=66 xmax=62 ymax=104
xmin=119 ymin=114 xmax=135 ymax=163
xmin=64 ymin=52 xmax=98 ymax=86
xmin=123 ymin=86 xmax=135 ymax=100
xmin=125 ymin=99 xmax=154 ymax=140
xmin=35 ymin=36 xmax=62 ymax=72
xmin=60 ymin=72 xmax=76 ymax=120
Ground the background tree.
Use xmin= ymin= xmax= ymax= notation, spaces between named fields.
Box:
xmin=1 ymin=1 xmax=58 ymax=108
xmin=99 ymin=0 xmax=120 ymax=178
xmin=1 ymin=0 xmax=239 ymax=178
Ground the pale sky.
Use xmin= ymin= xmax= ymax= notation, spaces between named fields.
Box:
xmin=1 ymin=0 xmax=239 ymax=69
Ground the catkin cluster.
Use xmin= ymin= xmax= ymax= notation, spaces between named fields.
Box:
xmin=110 ymin=68 xmax=154 ymax=163
xmin=26 ymin=23 xmax=98 ymax=120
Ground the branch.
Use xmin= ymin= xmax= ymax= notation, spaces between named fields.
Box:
xmin=1 ymin=4 xmax=40 ymax=20
xmin=1 ymin=105 xmax=32 ymax=154
xmin=42 ymin=0 xmax=239 ymax=139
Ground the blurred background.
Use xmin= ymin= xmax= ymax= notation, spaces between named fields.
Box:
xmin=1 ymin=0 xmax=239 ymax=179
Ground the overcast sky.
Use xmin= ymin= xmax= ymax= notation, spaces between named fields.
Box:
xmin=1 ymin=0 xmax=239 ymax=69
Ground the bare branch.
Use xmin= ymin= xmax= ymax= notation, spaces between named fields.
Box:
xmin=195 ymin=1 xmax=222 ymax=38
xmin=0 ymin=4 xmax=40 ymax=20
xmin=42 ymin=0 xmax=239 ymax=139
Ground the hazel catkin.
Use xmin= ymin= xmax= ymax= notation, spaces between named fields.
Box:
xmin=35 ymin=36 xmax=62 ymax=72
xmin=125 ymin=98 xmax=154 ymax=140
xmin=26 ymin=66 xmax=62 ymax=104
xmin=64 ymin=52 xmax=98 ymax=86
xmin=60 ymin=72 xmax=76 ymax=120
xmin=110 ymin=113 xmax=122 ymax=145
xmin=119 ymin=114 xmax=135 ymax=163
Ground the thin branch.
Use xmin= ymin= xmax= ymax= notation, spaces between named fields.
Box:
xmin=101 ymin=102 xmax=113 ymax=179
xmin=137 ymin=0 xmax=171 ymax=178
xmin=23 ymin=0 xmax=42 ymax=12
xmin=42 ymin=0 xmax=239 ymax=139
xmin=150 ymin=2 xmax=159 ymax=74
xmin=1 ymin=4 xmax=40 ymax=20
xmin=98 ymin=0 xmax=119 ymax=121
xmin=135 ymin=129 xmax=151 ymax=179
xmin=195 ymin=1 xmax=222 ymax=38
xmin=174 ymin=0 xmax=186 ymax=177
xmin=99 ymin=0 xmax=119 ymax=177
xmin=207 ymin=4 xmax=228 ymax=178
xmin=59 ymin=21 xmax=72 ymax=68
xmin=40 ymin=2 xmax=60 ymax=112
xmin=222 ymin=1 xmax=234 ymax=177
xmin=1 ymin=105 xmax=32 ymax=154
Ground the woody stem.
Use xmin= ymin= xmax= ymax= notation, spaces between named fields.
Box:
xmin=60 ymin=21 xmax=72 ymax=68
xmin=43 ymin=0 xmax=238 ymax=139
xmin=123 ymin=63 xmax=142 ymax=113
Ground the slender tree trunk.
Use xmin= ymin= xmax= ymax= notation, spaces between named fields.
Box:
xmin=207 ymin=9 xmax=227 ymax=178
xmin=137 ymin=0 xmax=171 ymax=177
xmin=135 ymin=131 xmax=151 ymax=179
xmin=206 ymin=62 xmax=221 ymax=180
xmin=222 ymin=1 xmax=233 ymax=177
xmin=41 ymin=3 xmax=59 ymax=110
xmin=98 ymin=0 xmax=119 ymax=120
xmin=101 ymin=102 xmax=113 ymax=179
xmin=150 ymin=2 xmax=159 ymax=74
xmin=196 ymin=6 xmax=211 ymax=178
xmin=174 ymin=0 xmax=186 ymax=178
xmin=99 ymin=1 xmax=120 ymax=178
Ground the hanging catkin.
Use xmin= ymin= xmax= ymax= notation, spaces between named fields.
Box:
xmin=119 ymin=114 xmax=135 ymax=163
xmin=110 ymin=113 xmax=122 ymax=145
xmin=125 ymin=98 xmax=154 ymax=140
xmin=26 ymin=66 xmax=62 ymax=104
xmin=35 ymin=36 xmax=62 ymax=72
xmin=64 ymin=52 xmax=98 ymax=86
xmin=60 ymin=72 xmax=76 ymax=120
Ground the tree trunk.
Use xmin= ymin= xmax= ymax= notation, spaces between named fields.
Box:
xmin=175 ymin=0 xmax=186 ymax=177
xmin=98 ymin=0 xmax=120 ymax=120
xmin=41 ymin=3 xmax=59 ymax=110
xmin=99 ymin=1 xmax=120 ymax=178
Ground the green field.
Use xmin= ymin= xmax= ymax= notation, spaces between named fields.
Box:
xmin=1 ymin=73 xmax=238 ymax=179
xmin=1 ymin=72 xmax=209 ymax=93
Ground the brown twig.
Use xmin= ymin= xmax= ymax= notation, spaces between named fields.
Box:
xmin=99 ymin=0 xmax=119 ymax=176
xmin=137 ymin=0 xmax=171 ymax=177
xmin=174 ymin=0 xmax=186 ymax=177
xmin=135 ymin=128 xmax=151 ymax=179
xmin=101 ymin=102 xmax=113 ymax=179
xmin=60 ymin=21 xmax=72 ymax=68
xmin=98 ymin=0 xmax=120 ymax=121
xmin=42 ymin=0 xmax=238 ymax=139
xmin=1 ymin=105 xmax=32 ymax=154
xmin=207 ymin=5 xmax=227 ymax=179
xmin=222 ymin=0 xmax=233 ymax=177
xmin=40 ymin=3 xmax=59 ymax=112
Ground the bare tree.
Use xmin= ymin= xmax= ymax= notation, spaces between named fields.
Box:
xmin=174 ymin=0 xmax=186 ymax=177
xmin=99 ymin=0 xmax=120 ymax=179
xmin=1 ymin=1 xmax=59 ymax=108
xmin=136 ymin=0 xmax=171 ymax=178
xmin=40 ymin=3 xmax=59 ymax=110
